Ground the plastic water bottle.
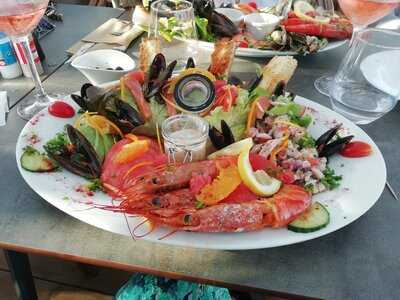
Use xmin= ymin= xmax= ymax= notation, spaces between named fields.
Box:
xmin=0 ymin=32 xmax=22 ymax=79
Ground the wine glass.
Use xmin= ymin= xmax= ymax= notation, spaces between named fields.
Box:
xmin=329 ymin=28 xmax=400 ymax=124
xmin=149 ymin=0 xmax=198 ymax=69
xmin=314 ymin=0 xmax=399 ymax=96
xmin=0 ymin=0 xmax=57 ymax=120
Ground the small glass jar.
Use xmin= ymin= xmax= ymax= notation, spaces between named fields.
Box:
xmin=162 ymin=114 xmax=209 ymax=164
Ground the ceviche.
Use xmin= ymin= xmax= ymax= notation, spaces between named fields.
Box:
xmin=20 ymin=38 xmax=372 ymax=236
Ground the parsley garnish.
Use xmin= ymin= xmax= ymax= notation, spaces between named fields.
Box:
xmin=85 ymin=179 xmax=103 ymax=192
xmin=195 ymin=200 xmax=205 ymax=209
xmin=321 ymin=167 xmax=342 ymax=190
xmin=297 ymin=134 xmax=316 ymax=148
xmin=43 ymin=132 xmax=68 ymax=155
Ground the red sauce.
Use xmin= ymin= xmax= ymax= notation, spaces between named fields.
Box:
xmin=340 ymin=141 xmax=372 ymax=158
xmin=48 ymin=101 xmax=75 ymax=118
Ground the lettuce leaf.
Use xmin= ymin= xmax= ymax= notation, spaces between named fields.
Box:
xmin=132 ymin=98 xmax=168 ymax=137
xmin=205 ymin=89 xmax=251 ymax=141
xmin=195 ymin=16 xmax=215 ymax=42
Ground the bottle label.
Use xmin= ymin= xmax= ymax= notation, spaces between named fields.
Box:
xmin=0 ymin=41 xmax=17 ymax=66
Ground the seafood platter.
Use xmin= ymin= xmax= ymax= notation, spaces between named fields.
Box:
xmin=136 ymin=0 xmax=350 ymax=57
xmin=16 ymin=39 xmax=386 ymax=249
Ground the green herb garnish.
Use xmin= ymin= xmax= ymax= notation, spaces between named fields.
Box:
xmin=297 ymin=134 xmax=316 ymax=148
xmin=85 ymin=178 xmax=103 ymax=192
xmin=43 ymin=132 xmax=68 ymax=155
xmin=321 ymin=167 xmax=342 ymax=190
xmin=195 ymin=200 xmax=205 ymax=209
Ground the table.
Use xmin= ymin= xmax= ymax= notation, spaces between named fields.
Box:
xmin=1 ymin=5 xmax=400 ymax=300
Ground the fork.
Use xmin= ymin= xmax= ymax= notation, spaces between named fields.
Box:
xmin=386 ymin=181 xmax=399 ymax=201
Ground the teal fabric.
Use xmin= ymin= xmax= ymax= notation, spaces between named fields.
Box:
xmin=115 ymin=273 xmax=231 ymax=300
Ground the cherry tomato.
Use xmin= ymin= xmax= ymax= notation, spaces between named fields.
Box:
xmin=214 ymin=80 xmax=227 ymax=93
xmin=48 ymin=101 xmax=75 ymax=118
xmin=340 ymin=141 xmax=372 ymax=158
xmin=278 ymin=170 xmax=296 ymax=184
xmin=247 ymin=1 xmax=258 ymax=9
xmin=238 ymin=40 xmax=249 ymax=48
xmin=249 ymin=154 xmax=277 ymax=171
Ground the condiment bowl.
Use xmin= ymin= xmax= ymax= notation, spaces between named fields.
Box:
xmin=244 ymin=13 xmax=281 ymax=40
xmin=215 ymin=8 xmax=245 ymax=27
xmin=71 ymin=49 xmax=136 ymax=85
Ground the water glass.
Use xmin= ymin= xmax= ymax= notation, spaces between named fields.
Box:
xmin=149 ymin=0 xmax=198 ymax=68
xmin=329 ymin=28 xmax=400 ymax=124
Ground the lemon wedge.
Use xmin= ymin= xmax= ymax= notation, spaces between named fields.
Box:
xmin=238 ymin=147 xmax=281 ymax=196
xmin=293 ymin=0 xmax=330 ymax=24
xmin=208 ymin=138 xmax=254 ymax=160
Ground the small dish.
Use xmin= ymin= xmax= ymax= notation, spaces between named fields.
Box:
xmin=244 ymin=13 xmax=281 ymax=40
xmin=71 ymin=49 xmax=136 ymax=85
xmin=215 ymin=8 xmax=245 ymax=27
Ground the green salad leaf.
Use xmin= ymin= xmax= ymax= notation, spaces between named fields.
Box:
xmin=43 ymin=132 xmax=68 ymax=155
xmin=268 ymin=102 xmax=302 ymax=117
xmin=132 ymin=98 xmax=168 ymax=137
xmin=158 ymin=16 xmax=195 ymax=42
xmin=205 ymin=89 xmax=251 ymax=141
xmin=297 ymin=133 xmax=316 ymax=148
xmin=194 ymin=16 xmax=215 ymax=42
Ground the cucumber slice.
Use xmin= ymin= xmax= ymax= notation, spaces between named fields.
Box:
xmin=20 ymin=146 xmax=57 ymax=172
xmin=288 ymin=202 xmax=329 ymax=233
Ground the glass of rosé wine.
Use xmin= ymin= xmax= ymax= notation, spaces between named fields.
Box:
xmin=314 ymin=0 xmax=399 ymax=96
xmin=0 ymin=0 xmax=54 ymax=120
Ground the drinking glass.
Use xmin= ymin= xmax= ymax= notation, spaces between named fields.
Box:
xmin=314 ymin=0 xmax=399 ymax=96
xmin=329 ymin=28 xmax=400 ymax=124
xmin=0 ymin=0 xmax=58 ymax=120
xmin=149 ymin=0 xmax=198 ymax=69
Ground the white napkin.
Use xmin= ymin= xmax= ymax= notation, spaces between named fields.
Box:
xmin=0 ymin=91 xmax=9 ymax=126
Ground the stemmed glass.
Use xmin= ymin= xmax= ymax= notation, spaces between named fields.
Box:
xmin=149 ymin=0 xmax=198 ymax=69
xmin=329 ymin=28 xmax=400 ymax=124
xmin=0 ymin=0 xmax=56 ymax=120
xmin=314 ymin=0 xmax=399 ymax=96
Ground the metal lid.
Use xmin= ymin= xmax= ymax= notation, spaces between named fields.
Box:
xmin=173 ymin=74 xmax=215 ymax=113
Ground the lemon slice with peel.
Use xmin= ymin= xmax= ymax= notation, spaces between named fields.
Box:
xmin=293 ymin=0 xmax=330 ymax=24
xmin=208 ymin=138 xmax=254 ymax=160
xmin=238 ymin=147 xmax=281 ymax=196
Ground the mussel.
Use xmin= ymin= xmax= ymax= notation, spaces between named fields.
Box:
xmin=246 ymin=74 xmax=263 ymax=93
xmin=71 ymin=84 xmax=143 ymax=133
xmin=44 ymin=125 xmax=101 ymax=179
xmin=143 ymin=53 xmax=177 ymax=100
xmin=209 ymin=120 xmax=235 ymax=150
xmin=209 ymin=11 xmax=239 ymax=38
xmin=186 ymin=57 xmax=196 ymax=69
xmin=316 ymin=125 xmax=354 ymax=158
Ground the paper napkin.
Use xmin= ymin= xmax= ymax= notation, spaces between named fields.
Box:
xmin=0 ymin=91 xmax=9 ymax=126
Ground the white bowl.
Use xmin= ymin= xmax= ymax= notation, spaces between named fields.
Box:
xmin=215 ymin=8 xmax=244 ymax=27
xmin=244 ymin=13 xmax=281 ymax=40
xmin=71 ymin=49 xmax=136 ymax=85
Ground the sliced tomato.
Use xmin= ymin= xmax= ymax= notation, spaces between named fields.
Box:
xmin=214 ymin=85 xmax=238 ymax=112
xmin=238 ymin=40 xmax=249 ymax=48
xmin=214 ymin=80 xmax=227 ymax=93
xmin=277 ymin=170 xmax=296 ymax=184
xmin=123 ymin=77 xmax=152 ymax=120
xmin=249 ymin=154 xmax=278 ymax=171
xmin=222 ymin=183 xmax=258 ymax=203
xmin=124 ymin=70 xmax=145 ymax=85
xmin=190 ymin=173 xmax=213 ymax=195
xmin=340 ymin=141 xmax=372 ymax=158
xmin=247 ymin=1 xmax=258 ymax=9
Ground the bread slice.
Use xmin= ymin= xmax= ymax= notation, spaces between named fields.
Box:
xmin=258 ymin=56 xmax=298 ymax=95
xmin=139 ymin=37 xmax=161 ymax=73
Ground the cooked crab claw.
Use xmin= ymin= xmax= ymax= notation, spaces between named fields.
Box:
xmin=209 ymin=120 xmax=235 ymax=150
xmin=316 ymin=125 xmax=354 ymax=157
xmin=46 ymin=125 xmax=102 ymax=179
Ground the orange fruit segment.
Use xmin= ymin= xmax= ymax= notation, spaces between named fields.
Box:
xmin=114 ymin=139 xmax=150 ymax=164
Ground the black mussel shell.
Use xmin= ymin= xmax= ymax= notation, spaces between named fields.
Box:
xmin=186 ymin=57 xmax=195 ymax=69
xmin=208 ymin=120 xmax=235 ymax=150
xmin=228 ymin=75 xmax=243 ymax=87
xmin=71 ymin=94 xmax=87 ymax=110
xmin=318 ymin=135 xmax=354 ymax=158
xmin=221 ymin=120 xmax=234 ymax=145
xmin=247 ymin=74 xmax=263 ymax=93
xmin=148 ymin=53 xmax=166 ymax=81
xmin=210 ymin=11 xmax=238 ymax=38
xmin=273 ymin=81 xmax=286 ymax=97
xmin=315 ymin=125 xmax=341 ymax=149
xmin=80 ymin=83 xmax=93 ymax=99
